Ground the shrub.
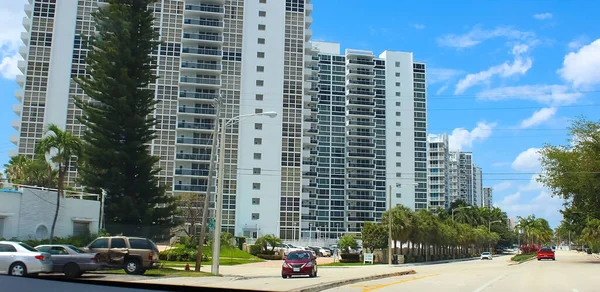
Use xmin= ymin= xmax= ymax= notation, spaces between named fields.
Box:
xmin=519 ymin=244 xmax=540 ymax=254
xmin=257 ymin=253 xmax=282 ymax=260
xmin=340 ymin=253 xmax=360 ymax=263
xmin=159 ymin=246 xmax=207 ymax=262
xmin=249 ymin=244 xmax=262 ymax=256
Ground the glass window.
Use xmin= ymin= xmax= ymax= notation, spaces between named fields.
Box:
xmin=36 ymin=246 xmax=51 ymax=253
xmin=73 ymin=222 xmax=89 ymax=237
xmin=68 ymin=245 xmax=87 ymax=253
xmin=19 ymin=243 xmax=37 ymax=252
xmin=89 ymin=238 xmax=108 ymax=249
xmin=129 ymin=239 xmax=151 ymax=250
xmin=111 ymin=238 xmax=127 ymax=248
xmin=0 ymin=244 xmax=17 ymax=252
xmin=258 ymin=11 xmax=266 ymax=17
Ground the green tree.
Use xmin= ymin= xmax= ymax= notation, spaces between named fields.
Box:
xmin=361 ymin=222 xmax=388 ymax=253
xmin=255 ymin=234 xmax=283 ymax=253
xmin=337 ymin=235 xmax=359 ymax=254
xmin=4 ymin=154 xmax=58 ymax=188
xmin=382 ymin=205 xmax=413 ymax=255
xmin=74 ymin=0 xmax=177 ymax=238
xmin=36 ymin=123 xmax=83 ymax=242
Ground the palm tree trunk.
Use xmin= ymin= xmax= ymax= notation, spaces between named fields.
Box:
xmin=49 ymin=164 xmax=64 ymax=244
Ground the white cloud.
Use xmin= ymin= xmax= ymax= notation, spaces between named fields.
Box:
xmin=413 ymin=24 xmax=426 ymax=30
xmin=436 ymin=83 xmax=449 ymax=95
xmin=428 ymin=68 xmax=464 ymax=84
xmin=498 ymin=191 xmax=563 ymax=225
xmin=558 ymin=38 xmax=600 ymax=88
xmin=568 ymin=36 xmax=588 ymax=51
xmin=0 ymin=0 xmax=26 ymax=80
xmin=520 ymin=107 xmax=557 ymax=128
xmin=491 ymin=162 xmax=510 ymax=167
xmin=512 ymin=148 xmax=541 ymax=172
xmin=492 ymin=181 xmax=512 ymax=192
xmin=448 ymin=122 xmax=496 ymax=151
xmin=518 ymin=174 xmax=545 ymax=192
xmin=477 ymin=84 xmax=582 ymax=106
xmin=437 ymin=25 xmax=535 ymax=48
xmin=454 ymin=44 xmax=532 ymax=94
xmin=533 ymin=13 xmax=553 ymax=20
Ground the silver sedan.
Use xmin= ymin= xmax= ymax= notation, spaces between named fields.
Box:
xmin=0 ymin=241 xmax=53 ymax=276
xmin=35 ymin=244 xmax=103 ymax=278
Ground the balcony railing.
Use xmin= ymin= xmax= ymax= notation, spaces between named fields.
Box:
xmin=183 ymin=32 xmax=223 ymax=42
xmin=184 ymin=4 xmax=225 ymax=14
xmin=347 ymin=184 xmax=375 ymax=189
xmin=184 ymin=18 xmax=224 ymax=28
xmin=174 ymin=184 xmax=207 ymax=192
xmin=179 ymin=92 xmax=219 ymax=100
xmin=175 ymin=169 xmax=210 ymax=176
xmin=182 ymin=47 xmax=222 ymax=56
xmin=176 ymin=153 xmax=211 ymax=161
xmin=347 ymin=120 xmax=375 ymax=127
xmin=181 ymin=61 xmax=221 ymax=71
xmin=347 ymin=141 xmax=375 ymax=147
xmin=178 ymin=107 xmax=216 ymax=115
xmin=180 ymin=76 xmax=221 ymax=85
xmin=348 ymin=152 xmax=375 ymax=158
xmin=176 ymin=137 xmax=212 ymax=145
xmin=347 ymin=131 xmax=374 ymax=137
xmin=177 ymin=122 xmax=213 ymax=130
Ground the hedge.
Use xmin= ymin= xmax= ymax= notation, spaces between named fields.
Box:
xmin=257 ymin=254 xmax=282 ymax=260
xmin=159 ymin=247 xmax=208 ymax=262
xmin=340 ymin=253 xmax=360 ymax=263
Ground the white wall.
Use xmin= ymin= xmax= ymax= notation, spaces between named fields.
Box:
xmin=310 ymin=41 xmax=340 ymax=55
xmin=0 ymin=188 xmax=99 ymax=240
xmin=235 ymin=0 xmax=286 ymax=237
xmin=380 ymin=51 xmax=416 ymax=210
xmin=44 ymin=0 xmax=78 ymax=131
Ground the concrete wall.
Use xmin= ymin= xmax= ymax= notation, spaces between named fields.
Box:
xmin=0 ymin=187 xmax=99 ymax=240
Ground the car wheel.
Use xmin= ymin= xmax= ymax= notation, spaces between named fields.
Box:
xmin=64 ymin=263 xmax=81 ymax=279
xmin=124 ymin=259 xmax=142 ymax=275
xmin=282 ymin=274 xmax=287 ymax=279
xmin=552 ymin=258 xmax=556 ymax=261
xmin=9 ymin=262 xmax=27 ymax=277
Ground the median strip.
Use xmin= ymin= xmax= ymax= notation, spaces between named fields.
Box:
xmin=289 ymin=269 xmax=416 ymax=292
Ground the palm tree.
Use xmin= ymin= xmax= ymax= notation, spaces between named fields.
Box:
xmin=4 ymin=155 xmax=31 ymax=185
xmin=35 ymin=124 xmax=82 ymax=242
xmin=4 ymin=154 xmax=58 ymax=188
xmin=383 ymin=205 xmax=413 ymax=255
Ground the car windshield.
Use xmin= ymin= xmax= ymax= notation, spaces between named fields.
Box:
xmin=540 ymin=248 xmax=553 ymax=252
xmin=482 ymin=252 xmax=490 ymax=255
xmin=19 ymin=243 xmax=38 ymax=252
xmin=68 ymin=245 xmax=86 ymax=253
xmin=287 ymin=252 xmax=311 ymax=260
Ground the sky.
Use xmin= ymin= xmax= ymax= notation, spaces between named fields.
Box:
xmin=1 ymin=1 xmax=600 ymax=228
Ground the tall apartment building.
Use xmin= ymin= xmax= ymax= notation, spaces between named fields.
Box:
xmin=300 ymin=41 xmax=427 ymax=239
xmin=472 ymin=165 xmax=482 ymax=207
xmin=427 ymin=133 xmax=449 ymax=209
xmin=483 ymin=186 xmax=492 ymax=208
xmin=12 ymin=0 xmax=313 ymax=240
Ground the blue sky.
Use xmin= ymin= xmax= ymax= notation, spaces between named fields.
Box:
xmin=1 ymin=1 xmax=600 ymax=227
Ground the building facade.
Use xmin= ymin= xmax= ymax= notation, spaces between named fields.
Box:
xmin=427 ymin=133 xmax=449 ymax=209
xmin=472 ymin=165 xmax=482 ymax=207
xmin=483 ymin=186 xmax=492 ymax=208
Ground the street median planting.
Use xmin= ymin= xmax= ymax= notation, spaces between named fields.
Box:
xmin=511 ymin=253 xmax=536 ymax=262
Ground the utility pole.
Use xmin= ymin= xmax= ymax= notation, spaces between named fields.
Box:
xmin=195 ymin=97 xmax=221 ymax=272
xmin=388 ymin=184 xmax=393 ymax=265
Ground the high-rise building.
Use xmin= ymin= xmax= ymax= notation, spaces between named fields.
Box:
xmin=483 ymin=186 xmax=492 ymax=208
xmin=13 ymin=0 xmax=313 ymax=240
xmin=300 ymin=41 xmax=427 ymax=239
xmin=472 ymin=165 xmax=482 ymax=207
xmin=427 ymin=133 xmax=449 ymax=209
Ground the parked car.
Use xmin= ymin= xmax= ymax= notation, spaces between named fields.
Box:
xmin=82 ymin=236 xmax=160 ymax=275
xmin=282 ymin=250 xmax=317 ymax=278
xmin=321 ymin=247 xmax=333 ymax=256
xmin=480 ymin=252 xmax=493 ymax=260
xmin=35 ymin=244 xmax=102 ymax=278
xmin=537 ymin=247 xmax=555 ymax=261
xmin=0 ymin=241 xmax=53 ymax=276
xmin=280 ymin=243 xmax=305 ymax=255
xmin=308 ymin=246 xmax=331 ymax=257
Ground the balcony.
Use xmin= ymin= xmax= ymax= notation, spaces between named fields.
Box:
xmin=14 ymin=89 xmax=24 ymax=102
xmin=175 ymin=169 xmax=209 ymax=176
xmin=306 ymin=3 xmax=313 ymax=15
xmin=184 ymin=4 xmax=225 ymax=16
xmin=11 ymin=119 xmax=20 ymax=131
xmin=181 ymin=47 xmax=222 ymax=59
xmin=17 ymin=60 xmax=26 ymax=73
xmin=347 ymin=173 xmax=375 ymax=179
xmin=176 ymin=137 xmax=212 ymax=146
xmin=174 ymin=184 xmax=207 ymax=192
xmin=346 ymin=120 xmax=375 ymax=127
xmin=183 ymin=18 xmax=224 ymax=30
xmin=12 ymin=104 xmax=21 ymax=116
xmin=347 ymin=59 xmax=374 ymax=67
xmin=182 ymin=32 xmax=223 ymax=44
xmin=347 ymin=141 xmax=375 ymax=148
xmin=24 ymin=4 xmax=32 ymax=18
xmin=9 ymin=134 xmax=18 ymax=145
xmin=347 ymin=89 xmax=375 ymax=97
xmin=303 ymin=95 xmax=318 ymax=104
xmin=178 ymin=106 xmax=216 ymax=115
xmin=347 ymin=79 xmax=375 ymax=87
xmin=347 ymin=206 xmax=375 ymax=211
xmin=304 ymin=128 xmax=318 ymax=135
xmin=305 ymin=16 xmax=313 ymax=29
xmin=176 ymin=153 xmax=211 ymax=161
xmin=348 ymin=162 xmax=375 ymax=168
xmin=305 ymin=29 xmax=312 ymax=41
xmin=20 ymin=31 xmax=29 ymax=46
xmin=303 ymin=160 xmax=317 ymax=166
xmin=347 ymin=131 xmax=374 ymax=137
xmin=181 ymin=61 xmax=221 ymax=73
xmin=23 ymin=17 xmax=30 ymax=31
xmin=347 ymin=152 xmax=375 ymax=158
xmin=304 ymin=117 xmax=318 ymax=123
xmin=180 ymin=76 xmax=221 ymax=87
xmin=177 ymin=121 xmax=213 ymax=131
xmin=347 ymin=69 xmax=373 ymax=77
xmin=347 ymin=100 xmax=375 ymax=107
xmin=19 ymin=46 xmax=27 ymax=58
xmin=303 ymin=171 xmax=317 ymax=177
xmin=179 ymin=91 xmax=219 ymax=101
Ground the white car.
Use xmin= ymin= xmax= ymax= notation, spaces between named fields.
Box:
xmin=0 ymin=241 xmax=53 ymax=276
xmin=281 ymin=244 xmax=305 ymax=255
xmin=480 ymin=252 xmax=493 ymax=260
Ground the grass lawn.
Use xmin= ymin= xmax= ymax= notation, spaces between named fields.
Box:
xmin=204 ymin=246 xmax=257 ymax=259
xmin=511 ymin=253 xmax=536 ymax=262
xmin=320 ymin=262 xmax=383 ymax=267
xmin=96 ymin=268 xmax=212 ymax=277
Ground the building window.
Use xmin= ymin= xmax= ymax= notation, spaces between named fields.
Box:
xmin=259 ymin=0 xmax=266 ymax=3
xmin=259 ymin=10 xmax=266 ymax=17
xmin=256 ymin=94 xmax=264 ymax=101
xmin=257 ymin=66 xmax=264 ymax=72
xmin=395 ymin=72 xmax=400 ymax=77
xmin=395 ymin=61 xmax=400 ymax=67
xmin=256 ymin=80 xmax=264 ymax=86
xmin=258 ymin=24 xmax=266 ymax=30
xmin=252 ymin=183 xmax=261 ymax=190
xmin=396 ymin=121 xmax=401 ymax=126
xmin=395 ymin=82 xmax=401 ymax=86
xmin=396 ymin=112 xmax=400 ymax=116
xmin=396 ymin=142 xmax=401 ymax=146
xmin=253 ymin=168 xmax=261 ymax=175
xmin=257 ymin=52 xmax=265 ymax=58
xmin=254 ymin=153 xmax=262 ymax=160
xmin=72 ymin=222 xmax=90 ymax=237
xmin=255 ymin=108 xmax=263 ymax=114
xmin=252 ymin=213 xmax=260 ymax=220
xmin=396 ymin=173 xmax=402 ymax=177
xmin=396 ymin=193 xmax=401 ymax=198
xmin=396 ymin=102 xmax=401 ymax=106
xmin=396 ymin=132 xmax=401 ymax=136
xmin=254 ymin=138 xmax=262 ymax=145
xmin=258 ymin=38 xmax=265 ymax=44
xmin=252 ymin=198 xmax=261 ymax=205
xmin=396 ymin=152 xmax=401 ymax=157
xmin=255 ymin=123 xmax=263 ymax=130
xmin=396 ymin=162 xmax=401 ymax=167
xmin=396 ymin=92 xmax=401 ymax=97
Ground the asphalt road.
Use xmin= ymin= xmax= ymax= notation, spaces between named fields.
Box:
xmin=324 ymin=251 xmax=600 ymax=292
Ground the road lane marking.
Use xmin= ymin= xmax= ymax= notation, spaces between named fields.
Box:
xmin=358 ymin=274 xmax=441 ymax=292
xmin=472 ymin=274 xmax=506 ymax=292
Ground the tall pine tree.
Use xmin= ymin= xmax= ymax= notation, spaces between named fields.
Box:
xmin=75 ymin=0 xmax=177 ymax=238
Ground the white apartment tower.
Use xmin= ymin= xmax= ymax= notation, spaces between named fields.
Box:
xmin=472 ymin=165 xmax=483 ymax=207
xmin=427 ymin=133 xmax=449 ymax=209
xmin=301 ymin=41 xmax=427 ymax=239
xmin=13 ymin=0 xmax=313 ymax=239
xmin=483 ymin=186 xmax=492 ymax=208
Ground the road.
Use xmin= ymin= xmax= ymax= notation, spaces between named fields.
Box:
xmin=325 ymin=251 xmax=600 ymax=292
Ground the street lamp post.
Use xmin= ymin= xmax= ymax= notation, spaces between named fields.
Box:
xmin=211 ymin=111 xmax=277 ymax=276
xmin=451 ymin=206 xmax=472 ymax=221
xmin=488 ymin=220 xmax=501 ymax=252
xmin=388 ymin=184 xmax=392 ymax=265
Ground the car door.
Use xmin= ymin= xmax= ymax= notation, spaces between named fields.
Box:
xmin=108 ymin=238 xmax=128 ymax=265
xmin=0 ymin=244 xmax=17 ymax=274
xmin=87 ymin=238 xmax=109 ymax=263
xmin=48 ymin=246 xmax=71 ymax=272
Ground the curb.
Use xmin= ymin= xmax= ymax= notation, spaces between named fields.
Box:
xmin=509 ymin=256 xmax=536 ymax=265
xmin=289 ymin=270 xmax=416 ymax=292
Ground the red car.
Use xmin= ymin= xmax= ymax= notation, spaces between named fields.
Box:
xmin=281 ymin=250 xmax=318 ymax=278
xmin=537 ymin=247 xmax=555 ymax=261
